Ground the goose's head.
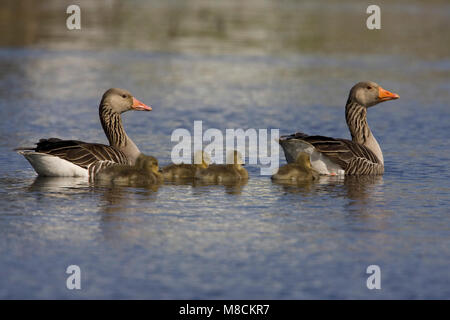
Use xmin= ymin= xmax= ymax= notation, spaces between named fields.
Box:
xmin=101 ymin=88 xmax=152 ymax=114
xmin=349 ymin=81 xmax=399 ymax=108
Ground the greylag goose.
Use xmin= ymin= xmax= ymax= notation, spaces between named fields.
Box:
xmin=271 ymin=152 xmax=319 ymax=181
xmin=162 ymin=150 xmax=210 ymax=180
xmin=195 ymin=150 xmax=248 ymax=182
xmin=16 ymin=88 xmax=151 ymax=177
xmin=95 ymin=154 xmax=163 ymax=185
xmin=278 ymin=81 xmax=399 ymax=175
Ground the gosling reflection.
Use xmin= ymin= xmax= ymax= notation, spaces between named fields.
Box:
xmin=95 ymin=185 xmax=160 ymax=244
xmin=163 ymin=177 xmax=248 ymax=195
xmin=97 ymin=184 xmax=159 ymax=216
xmin=271 ymin=178 xmax=318 ymax=193
xmin=194 ymin=179 xmax=248 ymax=195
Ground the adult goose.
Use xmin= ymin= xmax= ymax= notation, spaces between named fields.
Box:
xmin=278 ymin=81 xmax=399 ymax=175
xmin=16 ymin=88 xmax=152 ymax=177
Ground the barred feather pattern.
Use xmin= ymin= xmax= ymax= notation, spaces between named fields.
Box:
xmin=346 ymin=156 xmax=384 ymax=175
xmin=345 ymin=101 xmax=370 ymax=145
xmin=99 ymin=105 xmax=127 ymax=148
xmin=33 ymin=138 xmax=129 ymax=171
xmin=88 ymin=160 xmax=118 ymax=181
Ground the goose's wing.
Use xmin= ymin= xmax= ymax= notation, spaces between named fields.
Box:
xmin=279 ymin=132 xmax=383 ymax=175
xmin=30 ymin=138 xmax=128 ymax=169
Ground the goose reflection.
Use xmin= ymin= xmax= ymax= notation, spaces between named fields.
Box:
xmin=272 ymin=174 xmax=384 ymax=215
xmin=28 ymin=176 xmax=90 ymax=197
xmin=341 ymin=175 xmax=384 ymax=201
xmin=340 ymin=175 xmax=384 ymax=215
xmin=28 ymin=176 xmax=160 ymax=213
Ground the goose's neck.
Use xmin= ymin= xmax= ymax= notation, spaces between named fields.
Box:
xmin=99 ymin=105 xmax=141 ymax=164
xmin=345 ymin=101 xmax=383 ymax=164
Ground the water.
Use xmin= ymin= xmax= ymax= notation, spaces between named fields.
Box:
xmin=0 ymin=0 xmax=449 ymax=299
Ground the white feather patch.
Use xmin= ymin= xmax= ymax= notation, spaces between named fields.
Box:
xmin=18 ymin=151 xmax=89 ymax=177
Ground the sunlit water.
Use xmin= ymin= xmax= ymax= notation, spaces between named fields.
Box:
xmin=0 ymin=0 xmax=449 ymax=299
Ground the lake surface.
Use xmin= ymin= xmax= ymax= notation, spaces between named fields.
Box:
xmin=0 ymin=0 xmax=449 ymax=299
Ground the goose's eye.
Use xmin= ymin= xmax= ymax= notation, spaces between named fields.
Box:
xmin=367 ymin=86 xmax=372 ymax=90
xmin=122 ymin=94 xmax=127 ymax=98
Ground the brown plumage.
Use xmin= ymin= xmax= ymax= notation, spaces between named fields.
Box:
xmin=34 ymin=138 xmax=128 ymax=171
xmin=195 ymin=151 xmax=248 ymax=182
xmin=279 ymin=81 xmax=399 ymax=175
xmin=272 ymin=153 xmax=319 ymax=181
xmin=95 ymin=154 xmax=163 ymax=186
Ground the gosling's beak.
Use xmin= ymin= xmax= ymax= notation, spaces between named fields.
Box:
xmin=132 ymin=97 xmax=152 ymax=111
xmin=378 ymin=87 xmax=400 ymax=102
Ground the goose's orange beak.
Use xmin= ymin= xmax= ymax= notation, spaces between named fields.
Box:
xmin=378 ymin=87 xmax=400 ymax=101
xmin=132 ymin=97 xmax=152 ymax=111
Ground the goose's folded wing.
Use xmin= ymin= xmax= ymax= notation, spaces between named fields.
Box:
xmin=32 ymin=138 xmax=128 ymax=169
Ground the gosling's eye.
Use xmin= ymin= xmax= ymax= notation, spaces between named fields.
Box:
xmin=367 ymin=86 xmax=372 ymax=90
xmin=122 ymin=94 xmax=127 ymax=98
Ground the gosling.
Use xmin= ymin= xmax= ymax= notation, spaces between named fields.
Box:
xmin=161 ymin=150 xmax=210 ymax=180
xmin=271 ymin=152 xmax=319 ymax=182
xmin=195 ymin=150 xmax=248 ymax=183
xmin=95 ymin=154 xmax=163 ymax=185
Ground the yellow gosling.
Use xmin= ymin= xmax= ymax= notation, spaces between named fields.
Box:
xmin=95 ymin=154 xmax=163 ymax=185
xmin=195 ymin=150 xmax=248 ymax=183
xmin=271 ymin=153 xmax=319 ymax=182
xmin=162 ymin=150 xmax=210 ymax=180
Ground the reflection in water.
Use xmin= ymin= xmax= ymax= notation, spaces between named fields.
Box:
xmin=164 ymin=178 xmax=248 ymax=195
xmin=342 ymin=175 xmax=384 ymax=201
xmin=98 ymin=185 xmax=159 ymax=211
xmin=341 ymin=175 xmax=384 ymax=216
xmin=28 ymin=176 xmax=160 ymax=214
xmin=195 ymin=179 xmax=248 ymax=195
xmin=271 ymin=177 xmax=319 ymax=193
xmin=28 ymin=176 xmax=89 ymax=195
xmin=97 ymin=185 xmax=158 ymax=218
xmin=96 ymin=185 xmax=159 ymax=243
xmin=273 ymin=174 xmax=384 ymax=215
xmin=94 ymin=179 xmax=161 ymax=192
